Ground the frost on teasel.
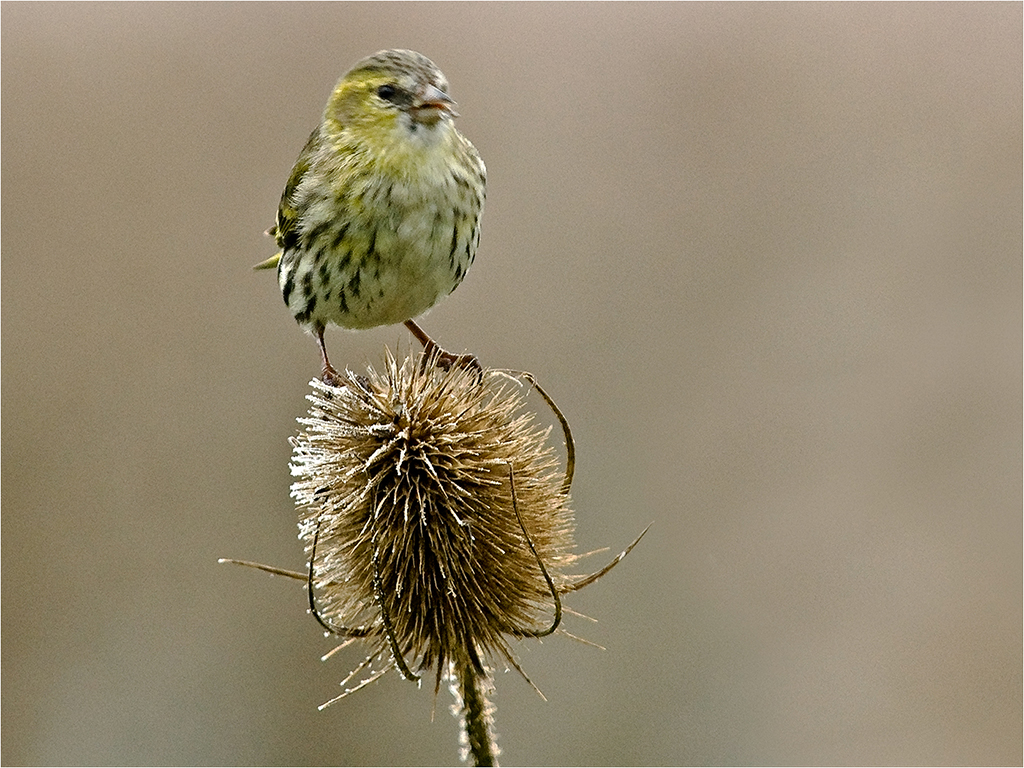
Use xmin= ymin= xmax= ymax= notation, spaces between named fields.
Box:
xmin=288 ymin=349 xmax=645 ymax=710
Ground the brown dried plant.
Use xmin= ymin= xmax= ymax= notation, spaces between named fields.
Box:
xmin=223 ymin=350 xmax=646 ymax=765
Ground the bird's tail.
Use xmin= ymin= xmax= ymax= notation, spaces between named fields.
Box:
xmin=253 ymin=253 xmax=281 ymax=271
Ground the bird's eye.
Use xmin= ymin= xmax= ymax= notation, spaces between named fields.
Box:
xmin=376 ymin=84 xmax=398 ymax=102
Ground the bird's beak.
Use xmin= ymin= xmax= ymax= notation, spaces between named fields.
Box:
xmin=411 ymin=84 xmax=459 ymax=124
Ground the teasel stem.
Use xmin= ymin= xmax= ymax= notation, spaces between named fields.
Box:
xmin=450 ymin=655 xmax=499 ymax=766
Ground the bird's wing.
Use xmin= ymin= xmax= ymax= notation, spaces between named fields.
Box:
xmin=271 ymin=127 xmax=321 ymax=251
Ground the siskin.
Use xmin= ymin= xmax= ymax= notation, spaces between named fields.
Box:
xmin=257 ymin=49 xmax=486 ymax=384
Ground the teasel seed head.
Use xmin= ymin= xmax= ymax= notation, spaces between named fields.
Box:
xmin=289 ymin=350 xmax=586 ymax=700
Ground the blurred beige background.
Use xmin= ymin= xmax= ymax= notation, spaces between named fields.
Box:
xmin=2 ymin=3 xmax=1020 ymax=765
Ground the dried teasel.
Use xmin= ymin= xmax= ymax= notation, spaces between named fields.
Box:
xmin=224 ymin=349 xmax=645 ymax=765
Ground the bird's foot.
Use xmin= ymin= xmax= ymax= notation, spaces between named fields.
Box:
xmin=424 ymin=348 xmax=483 ymax=377
xmin=321 ymin=364 xmax=343 ymax=388
xmin=404 ymin=319 xmax=483 ymax=379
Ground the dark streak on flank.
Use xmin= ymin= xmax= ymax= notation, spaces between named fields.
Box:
xmin=366 ymin=228 xmax=377 ymax=263
xmin=332 ymin=223 xmax=349 ymax=252
xmin=303 ymin=294 xmax=318 ymax=321
xmin=282 ymin=271 xmax=295 ymax=307
xmin=448 ymin=221 xmax=460 ymax=270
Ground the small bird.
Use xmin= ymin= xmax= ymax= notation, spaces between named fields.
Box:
xmin=257 ymin=49 xmax=486 ymax=384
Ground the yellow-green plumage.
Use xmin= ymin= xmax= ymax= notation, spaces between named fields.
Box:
xmin=265 ymin=49 xmax=485 ymax=380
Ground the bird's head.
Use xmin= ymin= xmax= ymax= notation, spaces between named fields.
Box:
xmin=323 ymin=49 xmax=460 ymax=153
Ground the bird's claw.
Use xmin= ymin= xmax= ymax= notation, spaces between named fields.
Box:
xmin=421 ymin=348 xmax=483 ymax=382
xmin=321 ymin=365 xmax=343 ymax=388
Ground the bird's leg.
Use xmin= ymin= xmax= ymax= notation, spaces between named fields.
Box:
xmin=404 ymin=319 xmax=481 ymax=374
xmin=315 ymin=325 xmax=342 ymax=386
